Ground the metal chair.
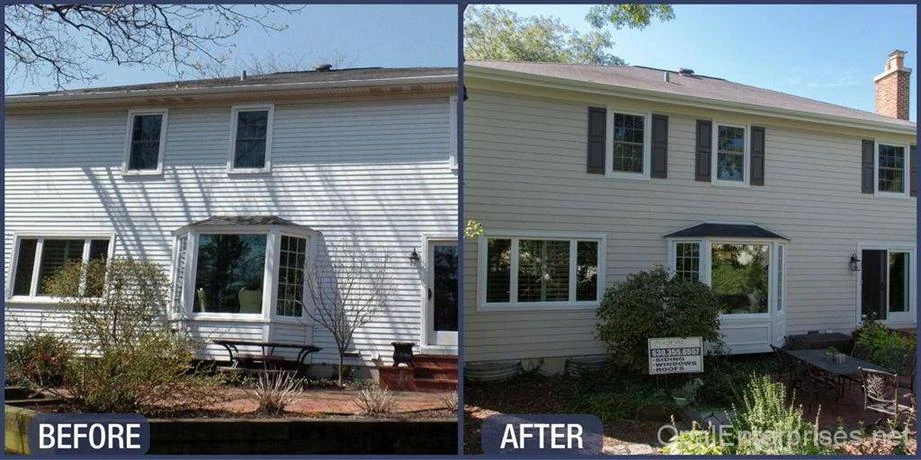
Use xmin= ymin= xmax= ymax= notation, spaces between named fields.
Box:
xmin=858 ymin=367 xmax=913 ymax=426
xmin=790 ymin=359 xmax=838 ymax=413
xmin=771 ymin=344 xmax=792 ymax=386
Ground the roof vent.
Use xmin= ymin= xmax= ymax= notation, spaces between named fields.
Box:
xmin=678 ymin=68 xmax=694 ymax=76
xmin=315 ymin=63 xmax=333 ymax=72
xmin=241 ymin=70 xmax=247 ymax=81
xmin=663 ymin=71 xmax=670 ymax=83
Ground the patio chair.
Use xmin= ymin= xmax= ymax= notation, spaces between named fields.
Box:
xmin=770 ymin=345 xmax=792 ymax=385
xmin=790 ymin=359 xmax=838 ymax=413
xmin=880 ymin=348 xmax=916 ymax=393
xmin=858 ymin=367 xmax=913 ymax=427
xmin=851 ymin=342 xmax=871 ymax=360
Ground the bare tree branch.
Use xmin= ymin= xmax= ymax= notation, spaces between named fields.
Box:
xmin=5 ymin=4 xmax=303 ymax=90
xmin=300 ymin=240 xmax=391 ymax=386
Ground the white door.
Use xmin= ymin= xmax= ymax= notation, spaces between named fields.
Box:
xmin=425 ymin=240 xmax=458 ymax=347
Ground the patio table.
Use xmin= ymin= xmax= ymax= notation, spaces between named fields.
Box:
xmin=787 ymin=349 xmax=891 ymax=378
xmin=212 ymin=339 xmax=321 ymax=371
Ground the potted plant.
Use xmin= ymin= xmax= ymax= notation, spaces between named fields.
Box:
xmin=826 ymin=347 xmax=846 ymax=364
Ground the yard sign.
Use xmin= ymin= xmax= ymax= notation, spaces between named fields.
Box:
xmin=647 ymin=337 xmax=703 ymax=375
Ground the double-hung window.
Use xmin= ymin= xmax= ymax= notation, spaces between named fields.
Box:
xmin=876 ymin=142 xmax=908 ymax=195
xmin=712 ymin=123 xmax=748 ymax=185
xmin=608 ymin=110 xmax=650 ymax=178
xmin=124 ymin=110 xmax=167 ymax=174
xmin=229 ymin=105 xmax=273 ymax=173
xmin=479 ymin=233 xmax=605 ymax=310
xmin=9 ymin=236 xmax=112 ymax=298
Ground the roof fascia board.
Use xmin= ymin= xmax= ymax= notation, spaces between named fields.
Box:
xmin=467 ymin=66 xmax=916 ymax=136
xmin=6 ymin=74 xmax=457 ymax=108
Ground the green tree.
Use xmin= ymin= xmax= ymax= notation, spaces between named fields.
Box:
xmin=464 ymin=5 xmax=674 ymax=65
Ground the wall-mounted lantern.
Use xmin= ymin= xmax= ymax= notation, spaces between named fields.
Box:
xmin=409 ymin=248 xmax=421 ymax=266
xmin=849 ymin=253 xmax=861 ymax=272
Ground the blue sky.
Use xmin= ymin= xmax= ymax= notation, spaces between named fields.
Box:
xmin=6 ymin=5 xmax=457 ymax=94
xmin=506 ymin=4 xmax=917 ymax=121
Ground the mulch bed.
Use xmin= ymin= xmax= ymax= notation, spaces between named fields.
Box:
xmin=12 ymin=385 xmax=455 ymax=421
xmin=463 ymin=375 xmax=663 ymax=454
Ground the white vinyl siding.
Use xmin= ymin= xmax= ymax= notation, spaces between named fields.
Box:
xmin=5 ymin=96 xmax=456 ymax=365
xmin=463 ymin=88 xmax=915 ymax=361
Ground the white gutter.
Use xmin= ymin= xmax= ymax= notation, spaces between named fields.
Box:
xmin=467 ymin=65 xmax=917 ymax=136
xmin=7 ymin=74 xmax=457 ymax=107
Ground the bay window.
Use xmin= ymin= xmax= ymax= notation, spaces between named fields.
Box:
xmin=669 ymin=239 xmax=785 ymax=316
xmin=478 ymin=233 xmax=605 ymax=310
xmin=171 ymin=217 xmax=316 ymax=320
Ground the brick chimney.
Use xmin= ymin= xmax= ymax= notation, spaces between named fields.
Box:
xmin=874 ymin=50 xmax=911 ymax=120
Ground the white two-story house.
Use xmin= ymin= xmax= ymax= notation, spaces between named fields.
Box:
xmin=463 ymin=52 xmax=916 ymax=369
xmin=4 ymin=66 xmax=460 ymax=370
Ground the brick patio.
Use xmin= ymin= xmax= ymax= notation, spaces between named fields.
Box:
xmin=206 ymin=387 xmax=453 ymax=416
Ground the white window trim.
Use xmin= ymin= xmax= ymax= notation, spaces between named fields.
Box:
xmin=874 ymin=140 xmax=911 ymax=198
xmin=711 ymin=121 xmax=750 ymax=187
xmin=6 ymin=233 xmax=116 ymax=303
xmin=854 ymin=242 xmax=916 ymax=326
xmin=606 ymin=108 xmax=652 ymax=180
xmin=448 ymin=96 xmax=458 ymax=172
xmin=176 ymin=224 xmax=316 ymax=323
xmin=477 ymin=230 xmax=606 ymax=312
xmin=227 ymin=104 xmax=274 ymax=174
xmin=667 ymin=237 xmax=782 ymax=319
xmin=122 ymin=109 xmax=168 ymax=176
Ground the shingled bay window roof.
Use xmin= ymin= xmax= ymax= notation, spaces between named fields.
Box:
xmin=665 ymin=222 xmax=789 ymax=240
xmin=173 ymin=215 xmax=319 ymax=234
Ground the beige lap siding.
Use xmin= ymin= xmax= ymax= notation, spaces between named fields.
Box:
xmin=463 ymin=88 xmax=915 ymax=362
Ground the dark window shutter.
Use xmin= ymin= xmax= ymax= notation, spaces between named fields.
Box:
xmin=750 ymin=126 xmax=766 ymax=186
xmin=861 ymin=139 xmax=875 ymax=194
xmin=587 ymin=107 xmax=606 ymax=174
xmin=908 ymin=145 xmax=918 ymax=196
xmin=650 ymin=114 xmax=668 ymax=179
xmin=695 ymin=120 xmax=712 ymax=182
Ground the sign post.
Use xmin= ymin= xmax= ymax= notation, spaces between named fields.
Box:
xmin=647 ymin=337 xmax=703 ymax=375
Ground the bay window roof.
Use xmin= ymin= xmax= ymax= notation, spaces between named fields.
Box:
xmin=173 ymin=215 xmax=319 ymax=235
xmin=664 ymin=222 xmax=789 ymax=240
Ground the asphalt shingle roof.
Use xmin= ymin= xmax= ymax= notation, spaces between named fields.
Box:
xmin=468 ymin=61 xmax=915 ymax=129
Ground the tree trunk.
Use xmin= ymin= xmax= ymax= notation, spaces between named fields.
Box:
xmin=338 ymin=353 xmax=345 ymax=387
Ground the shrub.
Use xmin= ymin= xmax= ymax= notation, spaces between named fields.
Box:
xmin=596 ymin=266 xmax=723 ymax=373
xmin=248 ymin=371 xmax=303 ymax=416
xmin=6 ymin=333 xmax=73 ymax=389
xmin=661 ymin=422 xmax=726 ymax=455
xmin=43 ymin=258 xmax=220 ymax=414
xmin=354 ymin=386 xmax=396 ymax=416
xmin=730 ymin=374 xmax=826 ymax=455
xmin=854 ymin=320 xmax=916 ymax=374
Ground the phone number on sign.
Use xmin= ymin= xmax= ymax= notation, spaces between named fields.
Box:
xmin=649 ymin=347 xmax=700 ymax=358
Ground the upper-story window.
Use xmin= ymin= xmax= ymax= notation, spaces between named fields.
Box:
xmin=124 ymin=110 xmax=167 ymax=174
xmin=229 ymin=105 xmax=274 ymax=173
xmin=713 ymin=123 xmax=747 ymax=184
xmin=877 ymin=143 xmax=907 ymax=194
xmin=609 ymin=111 xmax=650 ymax=178
xmin=9 ymin=236 xmax=112 ymax=298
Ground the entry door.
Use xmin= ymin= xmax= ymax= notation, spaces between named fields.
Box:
xmin=426 ymin=240 xmax=458 ymax=346
xmin=862 ymin=250 xmax=886 ymax=320
xmin=862 ymin=249 xmax=912 ymax=323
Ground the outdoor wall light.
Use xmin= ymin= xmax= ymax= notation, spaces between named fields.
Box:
xmin=849 ymin=253 xmax=861 ymax=272
xmin=409 ymin=248 xmax=421 ymax=266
